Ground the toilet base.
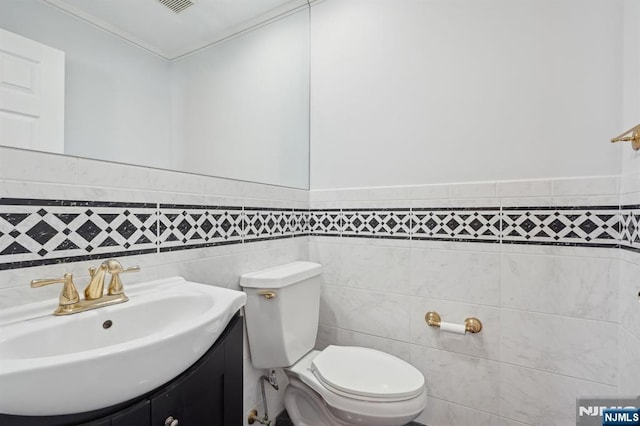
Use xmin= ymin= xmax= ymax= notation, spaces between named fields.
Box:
xmin=276 ymin=409 xmax=426 ymax=426
xmin=284 ymin=376 xmax=350 ymax=426
xmin=284 ymin=376 xmax=423 ymax=426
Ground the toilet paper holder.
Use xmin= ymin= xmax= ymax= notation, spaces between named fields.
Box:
xmin=425 ymin=311 xmax=483 ymax=334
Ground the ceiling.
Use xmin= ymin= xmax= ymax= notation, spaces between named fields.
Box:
xmin=43 ymin=0 xmax=309 ymax=60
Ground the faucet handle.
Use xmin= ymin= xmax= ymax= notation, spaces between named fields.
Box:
xmin=31 ymin=273 xmax=80 ymax=308
xmin=104 ymin=259 xmax=140 ymax=295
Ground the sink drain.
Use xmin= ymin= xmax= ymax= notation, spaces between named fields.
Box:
xmin=103 ymin=320 xmax=113 ymax=329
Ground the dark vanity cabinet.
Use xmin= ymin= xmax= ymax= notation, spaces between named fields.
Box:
xmin=85 ymin=401 xmax=151 ymax=426
xmin=0 ymin=314 xmax=243 ymax=426
xmin=109 ymin=401 xmax=150 ymax=425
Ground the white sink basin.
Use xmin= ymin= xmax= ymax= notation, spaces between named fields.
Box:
xmin=0 ymin=277 xmax=246 ymax=416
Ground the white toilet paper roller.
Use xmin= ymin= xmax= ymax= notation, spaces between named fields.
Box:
xmin=439 ymin=322 xmax=466 ymax=335
xmin=425 ymin=311 xmax=483 ymax=334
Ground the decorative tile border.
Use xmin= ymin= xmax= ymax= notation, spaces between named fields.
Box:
xmin=315 ymin=206 xmax=624 ymax=249
xmin=158 ymin=204 xmax=243 ymax=252
xmin=292 ymin=209 xmax=309 ymax=237
xmin=502 ymin=206 xmax=620 ymax=247
xmin=0 ymin=198 xmax=307 ymax=270
xmin=621 ymin=205 xmax=640 ymax=253
xmin=244 ymin=208 xmax=294 ymax=242
xmin=412 ymin=207 xmax=500 ymax=243
xmin=342 ymin=208 xmax=411 ymax=239
xmin=0 ymin=197 xmax=638 ymax=270
xmin=309 ymin=209 xmax=341 ymax=236
xmin=0 ymin=199 xmax=157 ymax=270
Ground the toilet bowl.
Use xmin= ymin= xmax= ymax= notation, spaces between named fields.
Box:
xmin=240 ymin=262 xmax=427 ymax=426
xmin=284 ymin=347 xmax=426 ymax=426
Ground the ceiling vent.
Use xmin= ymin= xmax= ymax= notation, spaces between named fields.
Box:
xmin=156 ymin=0 xmax=194 ymax=13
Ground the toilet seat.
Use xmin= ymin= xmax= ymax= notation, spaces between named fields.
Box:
xmin=285 ymin=347 xmax=427 ymax=423
xmin=310 ymin=345 xmax=425 ymax=401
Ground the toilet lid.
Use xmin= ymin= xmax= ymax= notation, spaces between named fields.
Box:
xmin=310 ymin=346 xmax=425 ymax=400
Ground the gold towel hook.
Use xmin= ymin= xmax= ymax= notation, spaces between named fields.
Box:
xmin=611 ymin=123 xmax=640 ymax=151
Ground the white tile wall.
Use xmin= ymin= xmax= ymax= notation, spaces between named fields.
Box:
xmin=500 ymin=252 xmax=619 ymax=321
xmin=496 ymin=179 xmax=553 ymax=198
xmin=618 ymin=327 xmax=640 ymax=395
xmin=448 ymin=182 xmax=497 ymax=199
xmin=324 ymin=284 xmax=412 ymax=340
xmin=311 ymin=239 xmax=411 ymax=294
xmin=551 ymin=176 xmax=620 ymax=197
xmin=310 ymin=176 xmax=632 ymax=426
xmin=619 ymin=258 xmax=640 ymax=339
xmin=411 ymin=247 xmax=500 ymax=306
xmin=418 ymin=397 xmax=502 ymax=426
xmin=620 ymin=171 xmax=640 ymax=195
xmin=500 ymin=309 xmax=617 ymax=385
xmin=417 ymin=397 xmax=525 ymax=426
xmin=411 ymin=345 xmax=501 ymax=414
xmin=406 ymin=184 xmax=450 ymax=200
xmin=0 ymin=148 xmax=78 ymax=184
xmin=499 ymin=364 xmax=616 ymax=426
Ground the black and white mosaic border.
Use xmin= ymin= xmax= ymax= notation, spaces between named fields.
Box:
xmin=309 ymin=209 xmax=341 ymax=236
xmin=0 ymin=198 xmax=309 ymax=270
xmin=502 ymin=206 xmax=620 ymax=248
xmin=342 ymin=209 xmax=412 ymax=239
xmin=413 ymin=207 xmax=501 ymax=243
xmin=309 ymin=205 xmax=630 ymax=249
xmin=158 ymin=204 xmax=244 ymax=252
xmin=0 ymin=199 xmax=159 ymax=271
xmin=621 ymin=205 xmax=640 ymax=253
xmin=0 ymin=197 xmax=638 ymax=270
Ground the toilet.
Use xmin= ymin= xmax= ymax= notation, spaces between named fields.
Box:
xmin=240 ymin=261 xmax=427 ymax=426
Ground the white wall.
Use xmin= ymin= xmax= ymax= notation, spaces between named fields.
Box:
xmin=622 ymin=0 xmax=640 ymax=177
xmin=0 ymin=1 xmax=173 ymax=169
xmin=170 ymin=9 xmax=310 ymax=189
xmin=310 ymin=0 xmax=624 ymax=189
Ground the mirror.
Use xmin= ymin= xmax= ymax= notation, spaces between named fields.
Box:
xmin=0 ymin=0 xmax=310 ymax=189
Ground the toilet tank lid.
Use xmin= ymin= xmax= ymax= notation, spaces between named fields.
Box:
xmin=240 ymin=261 xmax=322 ymax=289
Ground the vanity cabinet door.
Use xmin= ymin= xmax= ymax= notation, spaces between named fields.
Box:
xmin=223 ymin=314 xmax=243 ymax=425
xmin=110 ymin=400 xmax=150 ymax=425
xmin=150 ymin=384 xmax=184 ymax=426
xmin=80 ymin=418 xmax=111 ymax=426
xmin=150 ymin=342 xmax=226 ymax=425
xmin=79 ymin=400 xmax=150 ymax=426
xmin=181 ymin=342 xmax=225 ymax=425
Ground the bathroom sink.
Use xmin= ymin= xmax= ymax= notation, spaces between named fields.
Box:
xmin=0 ymin=277 xmax=246 ymax=416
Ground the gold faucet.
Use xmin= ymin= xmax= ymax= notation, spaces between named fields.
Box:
xmin=31 ymin=259 xmax=140 ymax=316
xmin=85 ymin=263 xmax=108 ymax=300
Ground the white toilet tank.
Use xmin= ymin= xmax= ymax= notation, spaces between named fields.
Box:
xmin=240 ymin=261 xmax=322 ymax=369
